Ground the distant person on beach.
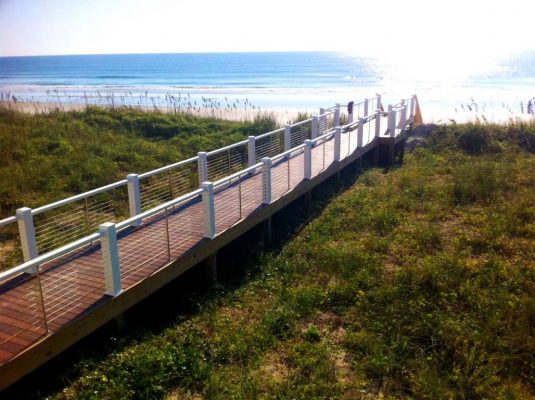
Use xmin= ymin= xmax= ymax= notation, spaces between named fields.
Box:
xmin=528 ymin=100 xmax=533 ymax=115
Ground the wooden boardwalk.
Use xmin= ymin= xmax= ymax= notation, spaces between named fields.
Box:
xmin=0 ymin=101 xmax=412 ymax=389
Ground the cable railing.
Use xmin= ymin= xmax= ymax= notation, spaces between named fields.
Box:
xmin=0 ymin=94 xmax=394 ymax=272
xmin=310 ymin=131 xmax=336 ymax=177
xmin=212 ymin=163 xmax=263 ymax=233
xmin=0 ymin=94 xmax=416 ymax=273
xmin=206 ymin=141 xmax=249 ymax=182
xmin=270 ymin=145 xmax=306 ymax=201
xmin=254 ymin=128 xmax=285 ymax=161
xmin=0 ymin=94 xmax=418 ymax=366
xmin=288 ymin=118 xmax=313 ymax=148
xmin=138 ymin=157 xmax=199 ymax=211
xmin=33 ymin=184 xmax=129 ymax=254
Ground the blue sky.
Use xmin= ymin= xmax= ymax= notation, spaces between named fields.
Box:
xmin=1 ymin=0 xmax=534 ymax=61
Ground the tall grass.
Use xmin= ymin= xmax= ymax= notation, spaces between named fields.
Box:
xmin=4 ymin=120 xmax=535 ymax=399
xmin=0 ymin=106 xmax=277 ymax=271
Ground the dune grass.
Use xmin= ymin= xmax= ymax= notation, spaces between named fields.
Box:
xmin=3 ymin=118 xmax=535 ymax=399
xmin=0 ymin=106 xmax=277 ymax=216
xmin=0 ymin=106 xmax=277 ymax=270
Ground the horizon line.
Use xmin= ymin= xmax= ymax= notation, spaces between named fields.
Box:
xmin=0 ymin=50 xmax=354 ymax=59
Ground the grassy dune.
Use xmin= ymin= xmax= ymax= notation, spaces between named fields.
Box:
xmin=0 ymin=107 xmax=277 ymax=269
xmin=0 ymin=106 xmax=277 ymax=216
xmin=2 ymin=112 xmax=535 ymax=398
xmin=7 ymin=121 xmax=532 ymax=399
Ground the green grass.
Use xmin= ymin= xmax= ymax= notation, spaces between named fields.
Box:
xmin=0 ymin=106 xmax=277 ymax=216
xmin=5 ymin=119 xmax=535 ymax=399
xmin=0 ymin=106 xmax=277 ymax=269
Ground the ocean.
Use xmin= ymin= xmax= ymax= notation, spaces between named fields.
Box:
xmin=1 ymin=51 xmax=534 ymax=122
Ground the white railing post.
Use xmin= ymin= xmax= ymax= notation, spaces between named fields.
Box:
xmin=375 ymin=110 xmax=381 ymax=137
xmin=400 ymin=101 xmax=407 ymax=131
xmin=248 ymin=135 xmax=256 ymax=169
xmin=304 ymin=139 xmax=312 ymax=179
xmin=198 ymin=152 xmax=208 ymax=186
xmin=319 ymin=108 xmax=325 ymax=135
xmin=99 ymin=222 xmax=122 ymax=296
xmin=334 ymin=127 xmax=342 ymax=162
xmin=334 ymin=104 xmax=341 ymax=127
xmin=261 ymin=157 xmax=272 ymax=204
xmin=311 ymin=116 xmax=319 ymax=140
xmin=364 ymin=99 xmax=369 ymax=117
xmin=377 ymin=94 xmax=382 ymax=111
xmin=127 ymin=173 xmax=142 ymax=226
xmin=284 ymin=125 xmax=291 ymax=151
xmin=357 ymin=118 xmax=364 ymax=148
xmin=16 ymin=207 xmax=38 ymax=265
xmin=201 ymin=182 xmax=216 ymax=239
xmin=388 ymin=106 xmax=396 ymax=138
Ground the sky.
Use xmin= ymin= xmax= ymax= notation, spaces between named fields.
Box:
xmin=0 ymin=0 xmax=534 ymax=70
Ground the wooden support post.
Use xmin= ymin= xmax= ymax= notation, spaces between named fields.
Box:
xmin=205 ymin=251 xmax=218 ymax=284
xmin=16 ymin=207 xmax=38 ymax=264
xmin=372 ymin=145 xmax=380 ymax=166
xmin=303 ymin=190 xmax=312 ymax=210
xmin=127 ymin=173 xmax=142 ymax=226
xmin=263 ymin=216 xmax=273 ymax=247
xmin=388 ymin=142 xmax=395 ymax=166
xmin=114 ymin=313 xmax=127 ymax=334
xmin=364 ymin=99 xmax=369 ymax=117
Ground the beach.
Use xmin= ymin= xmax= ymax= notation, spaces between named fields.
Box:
xmin=1 ymin=51 xmax=535 ymax=123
